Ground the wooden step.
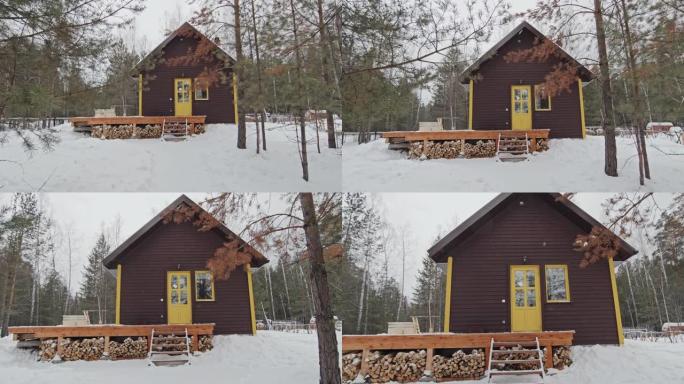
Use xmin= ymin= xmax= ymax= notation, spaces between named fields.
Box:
xmin=153 ymin=336 xmax=186 ymax=340
xmin=489 ymin=369 xmax=544 ymax=376
xmin=149 ymin=350 xmax=188 ymax=355
xmin=490 ymin=359 xmax=541 ymax=365
xmin=491 ymin=350 xmax=540 ymax=356
xmin=493 ymin=341 xmax=539 ymax=347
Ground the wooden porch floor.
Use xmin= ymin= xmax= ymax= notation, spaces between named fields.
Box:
xmin=70 ymin=115 xmax=206 ymax=127
xmin=381 ymin=129 xmax=550 ymax=142
xmin=342 ymin=330 xmax=574 ymax=374
xmin=9 ymin=323 xmax=214 ymax=339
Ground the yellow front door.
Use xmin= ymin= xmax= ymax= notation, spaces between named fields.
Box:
xmin=511 ymin=85 xmax=532 ymax=130
xmin=510 ymin=265 xmax=542 ymax=332
xmin=167 ymin=271 xmax=192 ymax=324
xmin=174 ymin=78 xmax=192 ymax=116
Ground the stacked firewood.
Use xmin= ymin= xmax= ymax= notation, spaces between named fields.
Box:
xmin=552 ymin=346 xmax=572 ymax=369
xmin=341 ymin=352 xmax=362 ymax=381
xmin=91 ymin=124 xmax=136 ymax=139
xmin=463 ymin=140 xmax=496 ymax=158
xmin=432 ymin=349 xmax=486 ymax=379
xmin=62 ymin=338 xmax=105 ymax=361
xmin=191 ymin=124 xmax=206 ymax=135
xmin=134 ymin=124 xmax=163 ymax=138
xmin=197 ymin=335 xmax=213 ymax=352
xmin=109 ymin=337 xmax=148 ymax=359
xmin=408 ymin=140 xmax=462 ymax=159
xmin=536 ymin=138 xmax=549 ymax=152
xmin=366 ymin=350 xmax=426 ymax=383
xmin=39 ymin=339 xmax=59 ymax=361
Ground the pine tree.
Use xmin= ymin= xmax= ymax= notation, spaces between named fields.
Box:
xmin=78 ymin=233 xmax=116 ymax=324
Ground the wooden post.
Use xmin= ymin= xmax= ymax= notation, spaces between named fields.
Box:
xmin=424 ymin=348 xmax=434 ymax=379
xmin=484 ymin=343 xmax=491 ymax=369
xmin=56 ymin=336 xmax=64 ymax=360
xmin=102 ymin=336 xmax=110 ymax=359
xmin=544 ymin=344 xmax=553 ymax=369
xmin=530 ymin=138 xmax=537 ymax=152
xmin=192 ymin=334 xmax=199 ymax=353
xmin=359 ymin=348 xmax=370 ymax=377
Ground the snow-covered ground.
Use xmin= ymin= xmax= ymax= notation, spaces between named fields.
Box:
xmin=0 ymin=331 xmax=335 ymax=384
xmin=422 ymin=340 xmax=684 ymax=384
xmin=0 ymin=123 xmax=341 ymax=191
xmin=342 ymin=135 xmax=684 ymax=191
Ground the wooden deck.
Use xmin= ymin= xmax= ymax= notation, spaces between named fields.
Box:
xmin=9 ymin=323 xmax=214 ymax=354
xmin=70 ymin=115 xmax=206 ymax=127
xmin=342 ymin=330 xmax=574 ymax=376
xmin=381 ymin=129 xmax=550 ymax=142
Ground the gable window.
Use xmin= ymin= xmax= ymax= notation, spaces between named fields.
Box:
xmin=545 ymin=265 xmax=570 ymax=302
xmin=195 ymin=271 xmax=215 ymax=301
xmin=194 ymin=79 xmax=209 ymax=100
xmin=534 ymin=84 xmax=551 ymax=111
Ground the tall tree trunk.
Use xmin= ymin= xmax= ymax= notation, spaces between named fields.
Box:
xmin=250 ymin=0 xmax=267 ymax=152
xmin=299 ymin=193 xmax=341 ymax=384
xmin=234 ymin=0 xmax=247 ymax=149
xmin=290 ymin=0 xmax=309 ymax=181
xmin=618 ymin=0 xmax=651 ymax=181
xmin=317 ymin=0 xmax=337 ymax=149
xmin=593 ymin=0 xmax=619 ymax=177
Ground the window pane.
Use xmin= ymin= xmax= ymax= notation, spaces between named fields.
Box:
xmin=196 ymin=272 xmax=214 ymax=300
xmin=171 ymin=276 xmax=178 ymax=289
xmin=546 ymin=267 xmax=568 ymax=301
xmin=180 ymin=290 xmax=188 ymax=304
xmin=514 ymin=271 xmax=524 ymax=287
xmin=535 ymin=85 xmax=551 ymax=110
xmin=527 ymin=289 xmax=536 ymax=307
xmin=515 ymin=289 xmax=524 ymax=307
xmin=522 ymin=102 xmax=529 ymax=113
xmin=179 ymin=276 xmax=187 ymax=289
xmin=527 ymin=271 xmax=535 ymax=287
xmin=521 ymin=89 xmax=528 ymax=100
xmin=171 ymin=290 xmax=179 ymax=304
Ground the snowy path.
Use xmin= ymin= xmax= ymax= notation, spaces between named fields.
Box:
xmin=417 ymin=340 xmax=684 ymax=384
xmin=342 ymin=135 xmax=684 ymax=192
xmin=0 ymin=123 xmax=341 ymax=191
xmin=0 ymin=331 xmax=333 ymax=384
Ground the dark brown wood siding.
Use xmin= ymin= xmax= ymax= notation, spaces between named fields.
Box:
xmin=118 ymin=220 xmax=252 ymax=334
xmin=471 ymin=28 xmax=583 ymax=138
xmin=140 ymin=35 xmax=235 ymax=124
xmin=445 ymin=194 xmax=619 ymax=345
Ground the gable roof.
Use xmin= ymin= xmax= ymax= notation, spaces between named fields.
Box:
xmin=428 ymin=193 xmax=638 ymax=262
xmin=102 ymin=194 xmax=268 ymax=269
xmin=460 ymin=21 xmax=594 ymax=84
xmin=133 ymin=22 xmax=235 ymax=73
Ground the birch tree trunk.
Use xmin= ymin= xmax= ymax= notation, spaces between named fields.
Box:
xmin=234 ymin=0 xmax=247 ymax=149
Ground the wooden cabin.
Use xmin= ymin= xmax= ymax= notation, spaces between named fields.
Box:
xmin=429 ymin=193 xmax=637 ymax=345
xmin=102 ymin=195 xmax=268 ymax=335
xmin=461 ymin=22 xmax=594 ymax=138
xmin=133 ymin=22 xmax=237 ymax=124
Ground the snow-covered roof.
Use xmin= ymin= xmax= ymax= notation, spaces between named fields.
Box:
xmin=460 ymin=21 xmax=594 ymax=84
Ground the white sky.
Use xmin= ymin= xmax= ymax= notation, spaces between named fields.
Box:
xmin=375 ymin=193 xmax=675 ymax=295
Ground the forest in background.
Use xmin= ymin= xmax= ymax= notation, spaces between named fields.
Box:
xmin=341 ymin=0 xmax=683 ymax=133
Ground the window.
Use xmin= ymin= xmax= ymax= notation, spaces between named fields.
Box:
xmin=195 ymin=271 xmax=215 ymax=301
xmin=194 ymin=78 xmax=209 ymax=100
xmin=545 ymin=265 xmax=570 ymax=302
xmin=534 ymin=84 xmax=552 ymax=111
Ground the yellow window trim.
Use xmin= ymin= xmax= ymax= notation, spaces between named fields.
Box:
xmin=194 ymin=270 xmax=216 ymax=302
xmin=232 ymin=72 xmax=239 ymax=125
xmin=115 ymin=264 xmax=122 ymax=324
xmin=443 ymin=256 xmax=453 ymax=332
xmin=534 ymin=84 xmax=552 ymax=111
xmin=578 ymin=78 xmax=587 ymax=138
xmin=608 ymin=257 xmax=625 ymax=345
xmin=245 ymin=264 xmax=257 ymax=335
xmin=468 ymin=80 xmax=474 ymax=130
xmin=138 ymin=75 xmax=143 ymax=116
xmin=545 ymin=264 xmax=571 ymax=303
xmin=194 ymin=78 xmax=209 ymax=101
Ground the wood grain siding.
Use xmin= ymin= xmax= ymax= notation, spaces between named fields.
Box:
xmin=140 ymin=35 xmax=235 ymax=124
xmin=471 ymin=28 xmax=583 ymax=138
xmin=118 ymin=220 xmax=251 ymax=334
xmin=447 ymin=195 xmax=618 ymax=345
